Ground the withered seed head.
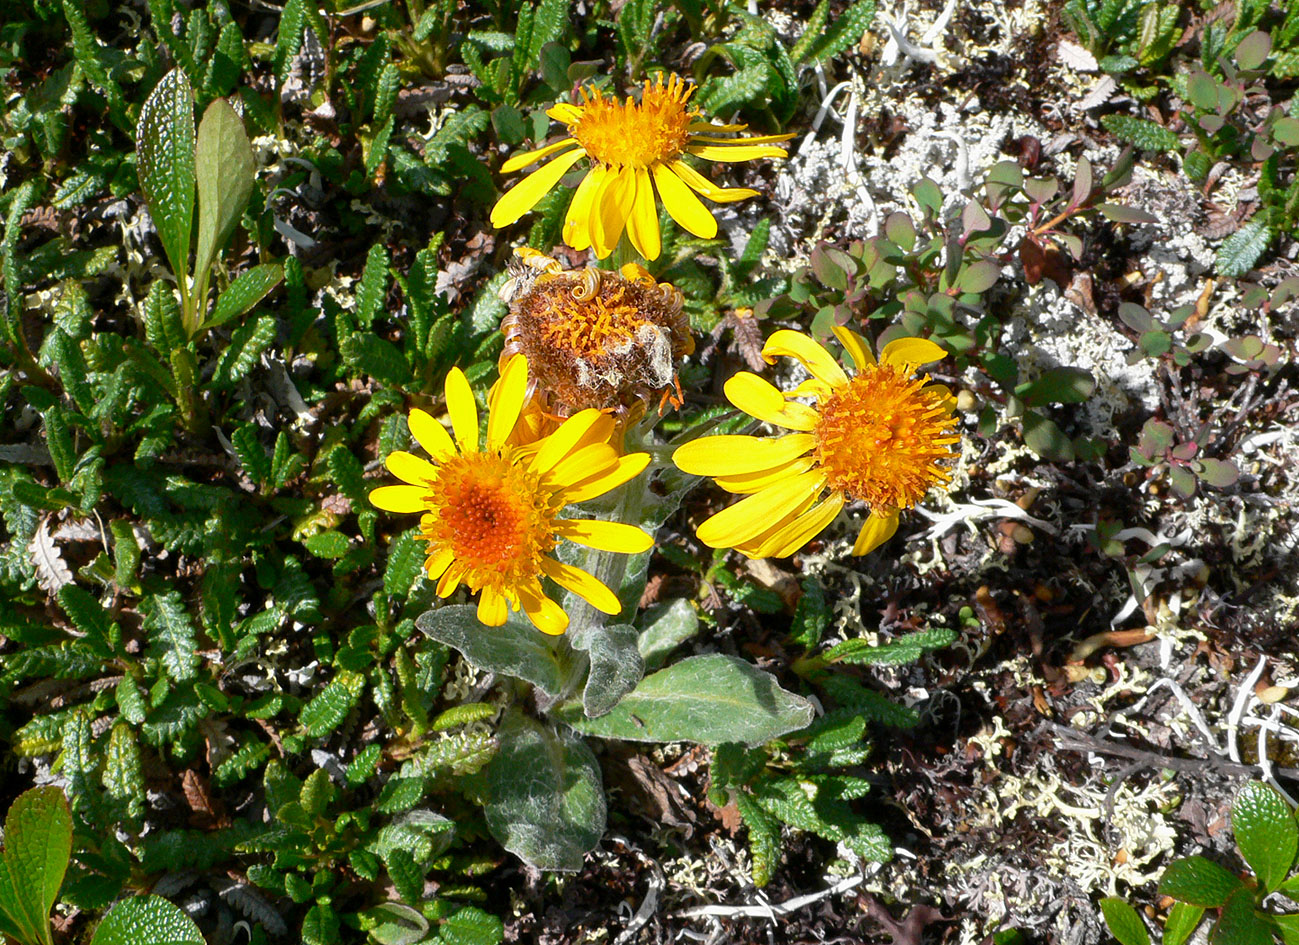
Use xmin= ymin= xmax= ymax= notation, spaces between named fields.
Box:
xmin=499 ymin=250 xmax=693 ymax=418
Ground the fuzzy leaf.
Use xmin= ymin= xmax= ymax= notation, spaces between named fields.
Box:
xmin=1216 ymin=218 xmax=1273 ymax=278
xmin=554 ymin=654 xmax=814 ymax=746
xmin=482 ymin=709 xmax=605 ymax=872
xmin=636 ymin=599 xmax=698 ymax=671
xmin=570 ymin=622 xmax=642 ymax=718
xmin=416 ymin=606 xmax=566 ymax=696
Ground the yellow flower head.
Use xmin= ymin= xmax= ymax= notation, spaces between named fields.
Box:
xmin=369 ymin=355 xmax=653 ymax=634
xmin=489 ymin=74 xmax=793 ymax=260
xmin=499 ymin=249 xmax=693 ymax=418
xmin=672 ymin=329 xmax=959 ymax=559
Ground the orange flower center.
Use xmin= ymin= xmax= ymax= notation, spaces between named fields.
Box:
xmin=812 ymin=366 xmax=959 ymax=510
xmin=418 ymin=450 xmax=557 ymax=590
xmin=570 ymin=76 xmax=695 ymax=168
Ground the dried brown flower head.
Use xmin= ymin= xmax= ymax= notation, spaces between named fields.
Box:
xmin=499 ymin=249 xmax=694 ymax=418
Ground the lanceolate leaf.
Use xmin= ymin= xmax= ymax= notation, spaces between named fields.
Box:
xmin=1216 ymin=218 xmax=1273 ymax=278
xmin=206 ymin=263 xmax=284 ymax=330
xmin=194 ymin=99 xmax=256 ymax=288
xmin=142 ymin=591 xmax=198 ymax=682
xmin=137 ymin=69 xmax=196 ymax=283
xmin=554 ymin=654 xmax=814 ymax=746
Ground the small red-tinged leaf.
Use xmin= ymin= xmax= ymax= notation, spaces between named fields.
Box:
xmin=1194 ymin=458 xmax=1240 ymax=489
xmin=1056 ymin=232 xmax=1084 ymax=260
xmin=884 ymin=211 xmax=916 ymax=251
xmin=1169 ymin=442 xmax=1198 ymax=462
xmin=1187 ymin=70 xmax=1219 ymax=109
xmin=1098 ymin=202 xmax=1159 ymax=224
xmin=1071 ymin=155 xmax=1093 ymax=208
xmin=1159 ymin=855 xmax=1244 ymax=907
xmin=962 ymin=199 xmax=993 ymax=235
xmin=1168 ymin=464 xmax=1197 ymax=497
xmin=1118 ymin=302 xmax=1158 ymax=333
xmin=955 ymin=259 xmax=1001 ymax=294
xmin=1020 ymin=236 xmax=1045 ymax=285
xmin=1023 ymin=175 xmax=1058 ymax=204
xmin=1234 ymin=30 xmax=1271 ymax=71
xmin=1273 ymin=117 xmax=1299 ymax=147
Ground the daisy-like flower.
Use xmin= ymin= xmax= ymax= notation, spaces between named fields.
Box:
xmin=489 ymin=74 xmax=792 ymax=260
xmin=499 ymin=248 xmax=693 ymax=418
xmin=369 ymin=355 xmax=653 ymax=634
xmin=673 ymin=328 xmax=959 ymax=559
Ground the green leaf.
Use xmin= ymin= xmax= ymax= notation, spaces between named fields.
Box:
xmin=437 ymin=905 xmax=504 ymax=945
xmin=355 ymin=243 xmax=390 ymax=329
xmin=734 ymin=792 xmax=781 ymax=887
xmin=89 ymin=895 xmax=204 ymax=945
xmin=103 ymin=724 xmax=145 ymax=821
xmin=212 ymin=315 xmax=277 ymax=388
xmin=57 ymin=585 xmax=115 ymax=657
xmin=1101 ymin=114 xmax=1179 ymax=151
xmin=796 ymin=0 xmax=876 ymax=66
xmin=273 ymin=0 xmax=306 ymax=82
xmin=1232 ymin=781 xmax=1297 ymax=892
xmin=206 ymin=263 xmax=284 ymax=330
xmin=340 ymin=334 xmax=411 ymax=386
xmin=482 ymin=709 xmax=605 ymax=872
xmin=304 ymin=531 xmax=351 ymax=559
xmin=0 ymin=786 xmax=72 ymax=945
xmin=553 ymin=654 xmax=814 ymax=746
xmin=822 ymin=627 xmax=956 ymax=666
xmin=636 ymin=599 xmax=698 ymax=671
xmin=1274 ymin=915 xmax=1299 ymax=945
xmin=1216 ymin=219 xmax=1273 ymax=278
xmin=142 ymin=591 xmax=198 ymax=682
xmin=1212 ymin=887 xmax=1274 ymax=945
xmin=144 ymin=281 xmax=185 ymax=356
xmin=300 ymin=670 xmax=365 ymax=738
xmin=1017 ymin=366 xmax=1097 ymax=407
xmin=194 ymin=98 xmax=255 ymax=286
xmin=136 ymin=69 xmax=196 ymax=283
xmin=1159 ymin=855 xmax=1245 ymax=907
xmin=1021 ymin=411 xmax=1075 ymax=462
xmin=1099 ymin=898 xmax=1149 ymax=945
xmin=1163 ymin=902 xmax=1204 ymax=945
xmin=570 ymin=622 xmax=642 ymax=718
xmin=416 ymin=606 xmax=566 ymax=697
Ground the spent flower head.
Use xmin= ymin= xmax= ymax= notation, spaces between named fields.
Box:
xmin=673 ymin=328 xmax=959 ymax=558
xmin=499 ymin=248 xmax=693 ymax=419
xmin=490 ymin=74 xmax=792 ymax=260
xmin=369 ymin=355 xmax=653 ymax=634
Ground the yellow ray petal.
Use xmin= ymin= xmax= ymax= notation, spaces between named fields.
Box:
xmin=672 ymin=433 xmax=815 ymax=476
xmin=437 ymin=562 xmax=466 ymax=597
xmin=501 ymin=138 xmax=580 ymax=174
xmin=688 ymin=132 xmax=795 ymax=145
xmin=518 ymin=581 xmax=569 ymax=635
xmin=553 ymin=519 xmax=654 ymax=553
xmin=687 ymin=143 xmax=789 ymax=162
xmin=548 ymin=443 xmax=619 ymax=490
xmin=541 ymin=558 xmax=621 ymax=615
xmin=368 ymin=484 xmax=427 ymax=513
xmin=563 ymin=165 xmax=604 ymax=251
xmin=568 ymin=412 xmax=618 ymax=455
xmin=652 ymin=162 xmax=718 ymax=238
xmin=695 ymin=470 xmax=825 ymax=548
xmin=762 ymin=329 xmax=848 ymax=385
xmin=852 ymin=508 xmax=900 ymax=555
xmin=879 ymin=337 xmax=946 ymax=368
xmin=532 ymin=408 xmax=605 ymax=473
xmin=668 ymin=160 xmax=759 ymax=203
xmin=625 ymin=165 xmax=661 ymax=260
xmin=591 ymin=164 xmax=635 ymax=258
xmin=424 ymin=546 xmax=454 ymax=579
xmin=385 ymin=450 xmax=439 ymax=486
xmin=788 ymin=378 xmax=832 ymax=401
xmin=744 ymin=492 xmax=845 ymax=559
xmin=557 ymin=452 xmax=650 ymax=504
xmin=831 ymin=326 xmax=876 ymax=371
xmin=487 ymin=354 xmax=528 ymax=448
xmin=477 ymin=587 xmax=510 ymax=626
xmin=547 ymin=103 xmax=583 ymax=124
xmin=723 ymin=372 xmax=818 ymax=431
xmin=408 ymin=408 xmax=456 ymax=460
xmin=489 ymin=146 xmax=587 ymax=228
xmin=688 ymin=120 xmax=748 ymax=132
xmin=444 ymin=368 xmax=479 ymax=452
xmin=714 ymin=455 xmax=816 ymax=494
